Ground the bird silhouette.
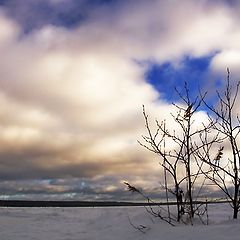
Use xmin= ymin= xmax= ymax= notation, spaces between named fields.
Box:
xmin=184 ymin=104 xmax=193 ymax=119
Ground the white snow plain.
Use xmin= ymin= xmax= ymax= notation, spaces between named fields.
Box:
xmin=0 ymin=203 xmax=240 ymax=240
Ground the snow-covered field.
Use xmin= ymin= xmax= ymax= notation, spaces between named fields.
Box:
xmin=0 ymin=203 xmax=240 ymax=240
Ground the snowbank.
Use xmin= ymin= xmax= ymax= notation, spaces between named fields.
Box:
xmin=0 ymin=203 xmax=239 ymax=240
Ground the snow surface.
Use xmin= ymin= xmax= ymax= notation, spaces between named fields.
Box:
xmin=0 ymin=203 xmax=240 ymax=240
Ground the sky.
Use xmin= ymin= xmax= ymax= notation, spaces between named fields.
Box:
xmin=0 ymin=0 xmax=240 ymax=201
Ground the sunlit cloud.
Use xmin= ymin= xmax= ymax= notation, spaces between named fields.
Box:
xmin=0 ymin=0 xmax=239 ymax=200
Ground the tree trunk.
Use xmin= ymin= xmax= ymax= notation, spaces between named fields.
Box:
xmin=187 ymin=168 xmax=194 ymax=218
xmin=233 ymin=184 xmax=239 ymax=219
xmin=233 ymin=204 xmax=238 ymax=219
xmin=175 ymin=184 xmax=181 ymax=222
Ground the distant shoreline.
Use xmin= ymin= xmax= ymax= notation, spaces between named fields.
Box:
xmin=0 ymin=199 xmax=229 ymax=207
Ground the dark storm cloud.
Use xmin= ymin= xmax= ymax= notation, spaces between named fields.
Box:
xmin=0 ymin=176 xmax=226 ymax=201
xmin=0 ymin=149 xmax=105 ymax=180
xmin=0 ymin=176 xmax=142 ymax=201
xmin=0 ymin=135 xmax=156 ymax=181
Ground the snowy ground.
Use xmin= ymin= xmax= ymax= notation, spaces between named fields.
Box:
xmin=0 ymin=203 xmax=240 ymax=240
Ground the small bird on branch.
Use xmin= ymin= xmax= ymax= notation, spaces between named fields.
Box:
xmin=184 ymin=104 xmax=193 ymax=119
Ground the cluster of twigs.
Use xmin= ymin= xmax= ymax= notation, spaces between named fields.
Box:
xmin=124 ymin=182 xmax=176 ymax=226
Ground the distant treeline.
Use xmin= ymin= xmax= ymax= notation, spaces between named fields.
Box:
xmin=0 ymin=199 xmax=229 ymax=208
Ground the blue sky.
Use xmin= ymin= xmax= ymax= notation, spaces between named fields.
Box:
xmin=145 ymin=55 xmax=214 ymax=103
xmin=0 ymin=0 xmax=240 ymax=200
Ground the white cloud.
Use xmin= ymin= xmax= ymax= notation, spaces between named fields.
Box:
xmin=211 ymin=50 xmax=240 ymax=76
xmin=0 ymin=10 xmax=19 ymax=46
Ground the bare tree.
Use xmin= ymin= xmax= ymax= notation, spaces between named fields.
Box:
xmin=200 ymin=69 xmax=240 ymax=219
xmin=136 ymin=83 xmax=219 ymax=222
xmin=138 ymin=106 xmax=184 ymax=222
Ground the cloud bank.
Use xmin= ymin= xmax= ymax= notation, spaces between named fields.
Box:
xmin=0 ymin=0 xmax=239 ymax=199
